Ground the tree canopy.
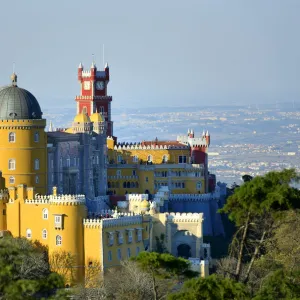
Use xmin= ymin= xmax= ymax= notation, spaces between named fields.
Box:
xmin=0 ymin=237 xmax=66 ymax=299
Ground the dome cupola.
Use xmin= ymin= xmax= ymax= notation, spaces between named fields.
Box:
xmin=0 ymin=74 xmax=43 ymax=120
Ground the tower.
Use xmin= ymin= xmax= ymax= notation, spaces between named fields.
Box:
xmin=76 ymin=62 xmax=113 ymax=137
xmin=0 ymin=74 xmax=47 ymax=194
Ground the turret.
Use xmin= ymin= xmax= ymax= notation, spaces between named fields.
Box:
xmin=91 ymin=61 xmax=96 ymax=80
xmin=78 ymin=63 xmax=83 ymax=81
xmin=189 ymin=129 xmax=194 ymax=138
xmin=104 ymin=62 xmax=109 ymax=80
xmin=205 ymin=131 xmax=210 ymax=146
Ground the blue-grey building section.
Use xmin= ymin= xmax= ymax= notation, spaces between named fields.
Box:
xmin=47 ymin=130 xmax=107 ymax=199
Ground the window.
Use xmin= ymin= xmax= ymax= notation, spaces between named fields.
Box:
xmin=59 ymin=173 xmax=63 ymax=181
xmin=3 ymin=209 xmax=6 ymax=216
xmin=108 ymin=250 xmax=112 ymax=262
xmin=74 ymin=157 xmax=76 ymax=166
xmin=51 ymin=174 xmax=54 ymax=183
xmin=34 ymin=132 xmax=39 ymax=142
xmin=108 ymin=232 xmax=114 ymax=246
xmin=60 ymin=157 xmax=63 ymax=168
xmin=55 ymin=215 xmax=62 ymax=223
xmin=51 ymin=159 xmax=54 ymax=169
xmin=96 ymin=156 xmax=99 ymax=164
xmin=118 ymin=232 xmax=124 ymax=244
xmin=8 ymin=132 xmax=15 ymax=143
xmin=26 ymin=229 xmax=32 ymax=239
xmin=8 ymin=159 xmax=16 ymax=170
xmin=99 ymin=106 xmax=104 ymax=113
xmin=128 ymin=230 xmax=133 ymax=243
xmin=66 ymin=156 xmax=70 ymax=167
xmin=34 ymin=159 xmax=40 ymax=170
xmin=116 ymin=170 xmax=121 ymax=177
xmin=147 ymin=155 xmax=153 ymax=163
xmin=56 ymin=235 xmax=62 ymax=246
xmin=127 ymin=248 xmax=131 ymax=258
xmin=35 ymin=175 xmax=39 ymax=184
xmin=133 ymin=155 xmax=138 ymax=163
xmin=197 ymin=181 xmax=202 ymax=190
xmin=42 ymin=229 xmax=47 ymax=239
xmin=9 ymin=176 xmax=15 ymax=184
xmin=178 ymin=155 xmax=187 ymax=163
xmin=132 ymin=170 xmax=136 ymax=176
xmin=42 ymin=208 xmax=48 ymax=220
xmin=145 ymin=177 xmax=148 ymax=183
xmin=117 ymin=248 xmax=122 ymax=260
xmin=162 ymin=155 xmax=168 ymax=163
xmin=136 ymin=247 xmax=140 ymax=255
xmin=137 ymin=229 xmax=142 ymax=242
xmin=117 ymin=155 xmax=122 ymax=163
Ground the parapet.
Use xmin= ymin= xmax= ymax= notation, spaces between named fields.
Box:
xmin=24 ymin=194 xmax=86 ymax=205
xmin=166 ymin=212 xmax=204 ymax=223
xmin=126 ymin=194 xmax=148 ymax=201
xmin=114 ymin=143 xmax=189 ymax=151
xmin=83 ymin=215 xmax=142 ymax=228
xmin=169 ymin=191 xmax=220 ymax=202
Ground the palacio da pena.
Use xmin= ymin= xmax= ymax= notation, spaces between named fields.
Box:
xmin=0 ymin=62 xmax=226 ymax=283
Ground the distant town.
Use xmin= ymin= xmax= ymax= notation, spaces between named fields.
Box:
xmin=45 ymin=102 xmax=300 ymax=186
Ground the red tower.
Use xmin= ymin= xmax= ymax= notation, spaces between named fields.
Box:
xmin=76 ymin=62 xmax=113 ymax=136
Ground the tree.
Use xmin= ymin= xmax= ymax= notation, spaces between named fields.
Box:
xmin=131 ymin=252 xmax=198 ymax=300
xmin=0 ymin=237 xmax=66 ymax=299
xmin=219 ymin=169 xmax=300 ymax=283
xmin=242 ymin=175 xmax=253 ymax=183
xmin=253 ymin=269 xmax=300 ymax=300
xmin=168 ymin=275 xmax=250 ymax=300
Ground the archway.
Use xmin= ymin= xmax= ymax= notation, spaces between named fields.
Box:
xmin=177 ymin=244 xmax=191 ymax=259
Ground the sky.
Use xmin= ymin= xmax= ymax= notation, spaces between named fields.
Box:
xmin=0 ymin=0 xmax=299 ymax=110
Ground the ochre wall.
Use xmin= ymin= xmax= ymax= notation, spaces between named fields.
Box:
xmin=0 ymin=119 xmax=47 ymax=194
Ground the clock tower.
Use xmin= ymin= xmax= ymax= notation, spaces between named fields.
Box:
xmin=76 ymin=62 xmax=113 ymax=136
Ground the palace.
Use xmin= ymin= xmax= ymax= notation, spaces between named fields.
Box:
xmin=0 ymin=62 xmax=224 ymax=283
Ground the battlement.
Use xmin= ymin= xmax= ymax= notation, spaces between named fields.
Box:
xmin=126 ymin=194 xmax=148 ymax=201
xmin=83 ymin=215 xmax=142 ymax=228
xmin=75 ymin=96 xmax=112 ymax=101
xmin=23 ymin=194 xmax=86 ymax=205
xmin=169 ymin=191 xmax=220 ymax=202
xmin=114 ymin=143 xmax=189 ymax=151
xmin=166 ymin=212 xmax=204 ymax=223
xmin=177 ymin=135 xmax=208 ymax=147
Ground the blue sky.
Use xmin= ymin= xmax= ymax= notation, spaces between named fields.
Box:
xmin=0 ymin=0 xmax=299 ymax=109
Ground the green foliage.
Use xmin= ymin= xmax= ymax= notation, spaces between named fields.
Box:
xmin=253 ymin=269 xmax=300 ymax=300
xmin=168 ymin=274 xmax=250 ymax=300
xmin=0 ymin=237 xmax=66 ymax=299
xmin=132 ymin=251 xmax=198 ymax=279
xmin=154 ymin=234 xmax=168 ymax=254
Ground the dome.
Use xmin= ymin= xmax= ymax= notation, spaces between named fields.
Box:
xmin=73 ymin=112 xmax=91 ymax=123
xmin=0 ymin=75 xmax=42 ymax=120
xmin=141 ymin=199 xmax=149 ymax=209
xmin=90 ymin=112 xmax=104 ymax=123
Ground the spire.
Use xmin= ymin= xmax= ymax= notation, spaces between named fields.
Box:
xmin=191 ymin=129 xmax=194 ymax=135
xmin=78 ymin=62 xmax=83 ymax=69
xmin=105 ymin=62 xmax=109 ymax=69
xmin=91 ymin=61 xmax=96 ymax=69
xmin=206 ymin=130 xmax=210 ymax=136
xmin=187 ymin=128 xmax=190 ymax=134
xmin=202 ymin=130 xmax=205 ymax=137
xmin=10 ymin=73 xmax=17 ymax=87
xmin=49 ymin=121 xmax=54 ymax=132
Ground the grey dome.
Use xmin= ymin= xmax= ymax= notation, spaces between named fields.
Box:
xmin=0 ymin=85 xmax=43 ymax=120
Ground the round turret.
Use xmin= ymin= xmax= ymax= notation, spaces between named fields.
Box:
xmin=73 ymin=112 xmax=91 ymax=124
xmin=90 ymin=112 xmax=104 ymax=123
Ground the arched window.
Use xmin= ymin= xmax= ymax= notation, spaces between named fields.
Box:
xmin=35 ymin=176 xmax=39 ymax=184
xmin=34 ymin=132 xmax=39 ymax=143
xmin=108 ymin=182 xmax=111 ymax=188
xmin=147 ymin=155 xmax=153 ymax=163
xmin=66 ymin=156 xmax=70 ymax=167
xmin=56 ymin=235 xmax=62 ymax=246
xmin=130 ymin=182 xmax=135 ymax=188
xmin=26 ymin=229 xmax=32 ymax=239
xmin=133 ymin=155 xmax=138 ymax=163
xmin=9 ymin=176 xmax=15 ymax=184
xmin=123 ymin=182 xmax=126 ymax=188
xmin=126 ymin=182 xmax=130 ymax=188
xmin=34 ymin=159 xmax=40 ymax=170
xmin=111 ymin=182 xmax=115 ymax=188
xmin=8 ymin=159 xmax=16 ymax=170
xmin=135 ymin=182 xmax=139 ymax=188
xmin=8 ymin=132 xmax=16 ymax=143
xmin=42 ymin=229 xmax=47 ymax=239
xmin=42 ymin=208 xmax=48 ymax=220
xmin=197 ymin=181 xmax=202 ymax=190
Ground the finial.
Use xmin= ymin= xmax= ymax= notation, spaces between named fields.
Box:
xmin=202 ymin=130 xmax=205 ymax=137
xmin=78 ymin=62 xmax=83 ymax=69
xmin=105 ymin=62 xmax=109 ymax=69
xmin=188 ymin=128 xmax=190 ymax=134
xmin=91 ymin=54 xmax=96 ymax=68
xmin=49 ymin=121 xmax=54 ymax=132
xmin=206 ymin=130 xmax=210 ymax=136
xmin=11 ymin=72 xmax=17 ymax=86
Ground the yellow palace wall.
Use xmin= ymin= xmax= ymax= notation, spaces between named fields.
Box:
xmin=0 ymin=119 xmax=47 ymax=194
